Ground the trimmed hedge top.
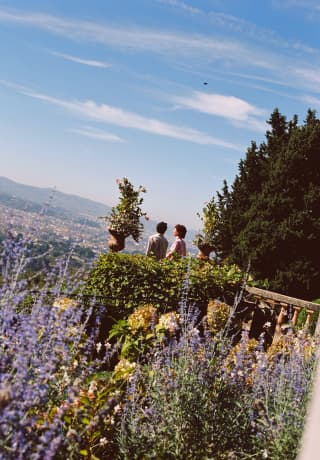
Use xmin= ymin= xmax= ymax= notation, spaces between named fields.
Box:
xmin=85 ymin=254 xmax=243 ymax=320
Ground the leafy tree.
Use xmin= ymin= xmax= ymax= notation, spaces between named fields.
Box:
xmin=193 ymin=196 xmax=219 ymax=258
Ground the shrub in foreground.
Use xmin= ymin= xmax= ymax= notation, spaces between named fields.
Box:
xmin=85 ymin=253 xmax=243 ymax=321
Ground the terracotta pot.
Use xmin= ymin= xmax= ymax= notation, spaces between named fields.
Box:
xmin=197 ymin=244 xmax=214 ymax=260
xmin=107 ymin=228 xmax=126 ymax=252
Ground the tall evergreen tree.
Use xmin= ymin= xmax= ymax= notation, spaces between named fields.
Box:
xmin=216 ymin=109 xmax=320 ymax=299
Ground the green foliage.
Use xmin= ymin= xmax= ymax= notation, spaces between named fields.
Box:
xmin=101 ymin=177 xmax=148 ymax=242
xmin=85 ymin=253 xmax=243 ymax=322
xmin=57 ymin=371 xmax=121 ymax=460
xmin=193 ymin=196 xmax=218 ymax=249
xmin=296 ymin=298 xmax=320 ymax=334
xmin=108 ymin=316 xmax=154 ymax=361
xmin=215 ymin=108 xmax=320 ymax=299
xmin=108 ymin=307 xmax=182 ymax=362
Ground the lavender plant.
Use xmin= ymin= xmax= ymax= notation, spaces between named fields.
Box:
xmin=0 ymin=231 xmax=318 ymax=460
xmin=116 ymin=275 xmax=318 ymax=460
xmin=247 ymin=332 xmax=317 ymax=459
xmin=116 ymin=267 xmax=252 ymax=459
xmin=0 ymin=233 xmax=117 ymax=459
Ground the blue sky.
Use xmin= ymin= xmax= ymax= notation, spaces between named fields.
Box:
xmin=1 ymin=0 xmax=320 ymax=229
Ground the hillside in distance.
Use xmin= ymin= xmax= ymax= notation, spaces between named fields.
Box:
xmin=0 ymin=176 xmax=111 ymax=221
xmin=0 ymin=177 xmax=197 ymax=254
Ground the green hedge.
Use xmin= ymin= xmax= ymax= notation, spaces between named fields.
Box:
xmin=85 ymin=253 xmax=243 ymax=322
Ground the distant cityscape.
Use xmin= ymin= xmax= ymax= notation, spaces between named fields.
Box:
xmin=0 ymin=177 xmax=197 ymax=259
xmin=0 ymin=203 xmax=147 ymax=256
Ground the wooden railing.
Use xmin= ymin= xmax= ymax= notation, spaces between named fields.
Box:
xmin=242 ymin=286 xmax=320 ymax=343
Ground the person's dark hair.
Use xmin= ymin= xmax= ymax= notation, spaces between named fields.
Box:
xmin=175 ymin=224 xmax=187 ymax=239
xmin=156 ymin=221 xmax=167 ymax=234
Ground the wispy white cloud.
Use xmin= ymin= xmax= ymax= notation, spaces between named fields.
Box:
xmin=175 ymin=91 xmax=265 ymax=121
xmin=231 ymin=117 xmax=268 ymax=133
xmin=5 ymin=5 xmax=320 ymax=96
xmin=2 ymin=7 xmax=320 ymax=112
xmin=272 ymin=0 xmax=320 ymax=21
xmin=158 ymin=0 xmax=201 ymax=15
xmin=49 ymin=50 xmax=112 ymax=68
xmin=294 ymin=67 xmax=320 ymax=86
xmin=287 ymin=66 xmax=320 ymax=93
xmin=174 ymin=90 xmax=267 ymax=131
xmin=1 ymin=5 xmax=320 ymax=93
xmin=0 ymin=79 xmax=32 ymax=93
xmin=159 ymin=1 xmax=319 ymax=55
xmin=207 ymin=11 xmax=319 ymax=54
xmin=216 ymin=71 xmax=296 ymax=90
xmin=69 ymin=126 xmax=125 ymax=143
xmin=0 ymin=7 xmax=277 ymax=71
xmin=300 ymin=94 xmax=320 ymax=109
xmin=1 ymin=82 xmax=242 ymax=150
xmin=275 ymin=0 xmax=320 ymax=9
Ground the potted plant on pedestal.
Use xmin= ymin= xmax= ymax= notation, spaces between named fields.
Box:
xmin=193 ymin=197 xmax=218 ymax=260
xmin=102 ymin=177 xmax=148 ymax=252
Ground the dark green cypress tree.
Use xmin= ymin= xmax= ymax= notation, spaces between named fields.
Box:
xmin=223 ymin=139 xmax=269 ymax=267
xmin=217 ymin=109 xmax=320 ymax=299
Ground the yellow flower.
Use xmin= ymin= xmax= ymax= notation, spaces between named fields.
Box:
xmin=113 ymin=358 xmax=136 ymax=381
xmin=207 ymin=300 xmax=230 ymax=335
xmin=223 ymin=337 xmax=258 ymax=387
xmin=53 ymin=296 xmax=78 ymax=312
xmin=156 ymin=312 xmax=180 ymax=335
xmin=267 ymin=332 xmax=317 ymax=363
xmin=127 ymin=304 xmax=157 ymax=334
